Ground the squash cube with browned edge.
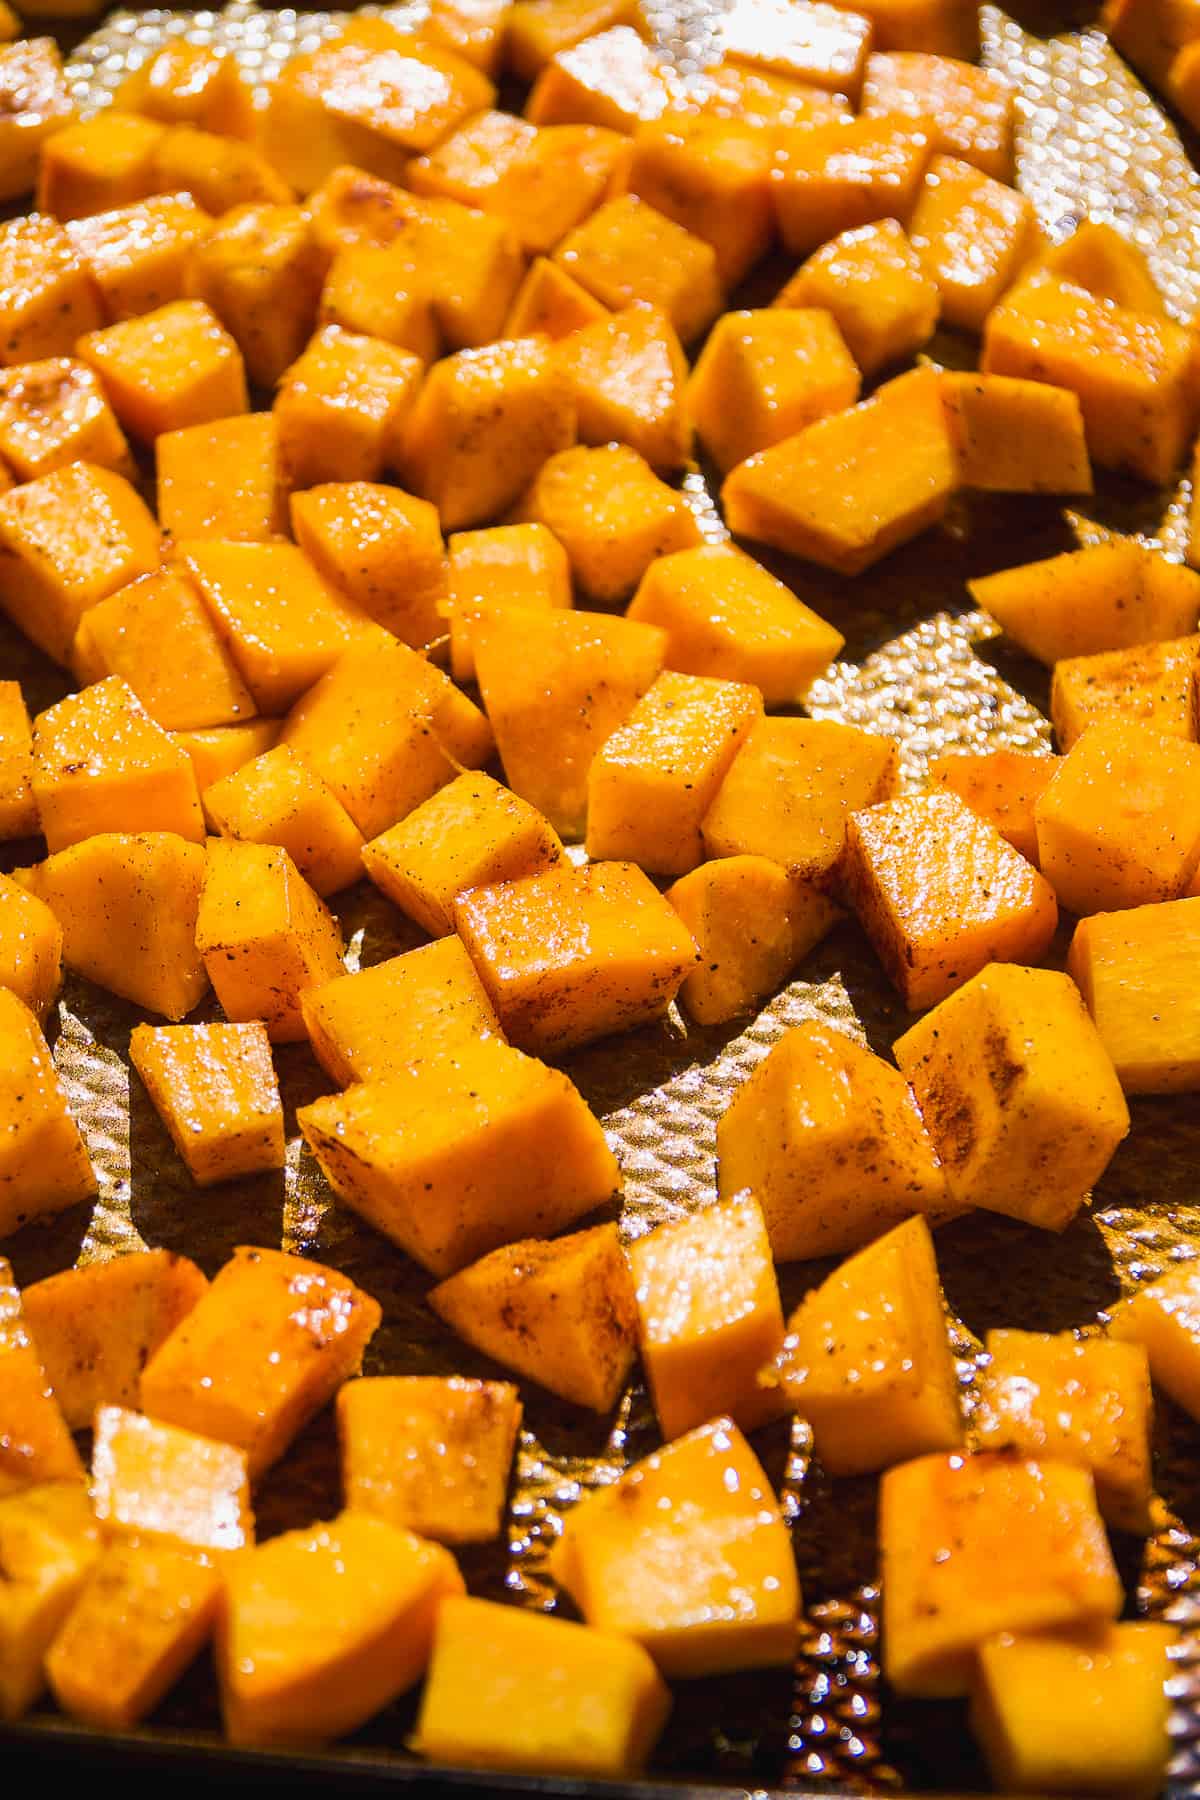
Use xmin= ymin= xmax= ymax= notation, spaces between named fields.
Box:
xmin=560 ymin=302 xmax=691 ymax=472
xmin=0 ymin=1255 xmax=83 ymax=1492
xmin=76 ymin=299 xmax=248 ymax=445
xmin=217 ymin=1511 xmax=463 ymax=1749
xmin=552 ymin=1417 xmax=799 ymax=1676
xmin=0 ymin=872 xmax=61 ymax=1020
xmin=203 ymin=745 xmax=364 ymax=898
xmin=20 ymin=1249 xmax=207 ymax=1432
xmin=719 ymin=0 xmax=873 ymax=94
xmin=196 ymin=839 xmax=345 ymax=1044
xmin=1069 ymin=896 xmax=1200 ymax=1094
xmin=447 ymin=521 xmax=572 ymax=682
xmin=910 ymin=154 xmax=1037 ymax=334
xmin=0 ymin=216 xmax=104 ymax=369
xmin=291 ymin=482 xmax=448 ymax=650
xmin=474 ymin=607 xmax=665 ymax=838
xmin=115 ymin=39 xmax=254 ymax=137
xmin=273 ymin=325 xmax=424 ymax=491
xmin=301 ymin=1044 xmax=620 ymax=1277
xmin=339 ymin=1376 xmax=521 ymax=1543
xmin=156 ymin=415 xmax=287 ymax=547
xmin=702 ymin=717 xmax=898 ymax=885
xmin=853 ymin=0 xmax=980 ymax=58
xmin=771 ymin=1215 xmax=962 ymax=1475
xmin=0 ymin=39 xmax=75 ymax=206
xmin=688 ymin=307 xmax=861 ymax=475
xmin=412 ymin=1596 xmax=671 ymax=1779
xmin=862 ymin=51 xmax=1015 ymax=182
xmin=66 ymin=193 xmax=214 ymax=323
xmin=894 ymin=963 xmax=1130 ymax=1230
xmin=304 ymin=163 xmax=421 ymax=263
xmin=774 ymin=218 xmax=939 ymax=378
xmin=927 ymin=750 xmax=1057 ymax=867
xmin=15 ymin=832 xmax=208 ymax=1019
xmin=1110 ymin=1255 xmax=1200 ymax=1418
xmin=586 ymin=670 xmax=763 ymax=875
xmin=36 ymin=111 xmax=166 ymax=221
xmin=723 ymin=367 xmax=958 ymax=576
xmin=0 ymin=682 xmax=36 ymax=840
xmin=91 ymin=1405 xmax=253 ymax=1552
xmin=880 ymin=1451 xmax=1123 ymax=1699
xmin=554 ymin=194 xmax=721 ymax=346
xmin=942 ymin=373 xmax=1093 ymax=494
xmin=667 ymin=856 xmax=841 ymax=1026
xmin=0 ymin=1480 xmax=100 ymax=1722
xmin=519 ymin=443 xmax=702 ymax=603
xmin=506 ymin=256 xmax=610 ymax=339
xmin=970 ymin=538 xmax=1200 ymax=667
xmin=630 ymin=1192 xmax=785 ymax=1440
xmin=129 ymin=1022 xmax=284 ymax=1188
xmin=149 ymin=125 xmax=294 ymax=218
xmin=626 ymin=113 xmax=772 ymax=288
xmin=428 ymin=1223 xmax=636 ymax=1409
xmin=140 ymin=1245 xmax=380 ymax=1481
xmin=172 ymin=721 xmax=280 ymax=795
xmin=0 ymin=358 xmax=132 ymax=485
xmin=363 ymin=770 xmax=563 ymax=937
xmin=716 ymin=1020 xmax=951 ymax=1263
xmin=841 ymin=792 xmax=1059 ymax=1010
xmin=524 ymin=26 xmax=673 ymax=134
xmin=770 ymin=116 xmax=932 ymax=257
xmin=507 ymin=0 xmax=643 ymax=81
xmin=187 ymin=203 xmax=325 ymax=391
xmin=1051 ymin=636 xmax=1200 ymax=751
xmin=975 ymin=1329 xmax=1153 ymax=1534
xmin=0 ymin=985 xmax=95 ymax=1238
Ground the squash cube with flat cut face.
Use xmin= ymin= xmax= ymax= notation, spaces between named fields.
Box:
xmin=203 ymin=745 xmax=364 ymax=899
xmin=688 ymin=307 xmax=861 ymax=475
xmin=290 ymin=482 xmax=447 ymax=650
xmin=719 ymin=0 xmax=873 ymax=95
xmin=688 ymin=56 xmax=854 ymax=129
xmin=519 ymin=443 xmax=702 ymax=603
xmin=524 ymin=26 xmax=673 ymax=134
xmin=0 ymin=1480 xmax=100 ymax=1723
xmin=1110 ymin=1255 xmax=1200 ymax=1418
xmin=273 ymin=324 xmax=424 ymax=490
xmin=969 ymin=539 xmax=1200 ymax=667
xmin=506 ymin=255 xmax=609 ymax=339
xmin=37 ymin=111 xmax=166 ymax=221
xmin=77 ymin=300 xmax=248 ymax=444
xmin=1068 ymin=896 xmax=1200 ymax=1094
xmin=507 ymin=0 xmax=644 ymax=81
xmin=0 ymin=38 xmax=75 ymax=206
xmin=854 ymin=0 xmax=980 ymax=58
xmin=187 ymin=203 xmax=325 ymax=390
xmin=862 ymin=51 xmax=1015 ymax=182
xmin=1102 ymin=0 xmax=1200 ymax=89
xmin=1034 ymin=219 xmax=1165 ymax=315
xmin=0 ymin=682 xmax=36 ymax=840
xmin=0 ymin=1254 xmax=84 ymax=1494
xmin=554 ymin=194 xmax=722 ymax=346
xmin=172 ymin=722 xmax=280 ymax=795
xmin=66 ymin=194 xmax=214 ymax=322
xmin=0 ymin=215 xmax=104 ymax=368
xmin=770 ymin=115 xmax=931 ymax=256
xmin=149 ymin=125 xmax=295 ymax=217
xmin=447 ymin=521 xmax=572 ymax=682
xmin=927 ymin=750 xmax=1058 ymax=867
xmin=1050 ymin=636 xmax=1200 ymax=751
xmin=561 ymin=302 xmax=691 ymax=472
xmin=115 ymin=40 xmax=255 ymax=138
xmin=627 ymin=113 xmax=773 ymax=288
xmin=941 ymin=372 xmax=1093 ymax=494
xmin=90 ymin=1406 xmax=253 ymax=1553
xmin=317 ymin=247 xmax=439 ymax=365
xmin=774 ymin=218 xmax=939 ymax=377
xmin=667 ymin=855 xmax=841 ymax=1026
xmin=0 ymin=358 xmax=132 ymax=484
xmin=0 ymin=872 xmax=61 ymax=1020
xmin=129 ymin=1021 xmax=284 ymax=1188
xmin=156 ymin=414 xmax=287 ymax=546
xmin=910 ymin=154 xmax=1037 ymax=334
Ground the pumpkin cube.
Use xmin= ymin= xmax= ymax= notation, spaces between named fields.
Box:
xmin=554 ymin=194 xmax=721 ymax=346
xmin=560 ymin=301 xmax=690 ymax=472
xmin=115 ymin=40 xmax=254 ymax=139
xmin=299 ymin=1043 xmax=621 ymax=1277
xmin=0 ymin=1254 xmax=83 ymax=1491
xmin=273 ymin=324 xmax=424 ymax=491
xmin=129 ymin=1021 xmax=284 ymax=1188
xmin=0 ymin=357 xmax=132 ymax=484
xmin=196 ymin=839 xmax=345 ymax=1044
xmin=853 ymin=0 xmax=980 ymax=58
xmin=0 ymin=215 xmax=104 ymax=367
xmin=774 ymin=217 xmax=939 ymax=377
xmin=507 ymin=0 xmax=643 ymax=80
xmin=667 ymin=855 xmax=841 ymax=1025
xmin=301 ymin=937 xmax=502 ymax=1087
xmin=0 ymin=38 xmax=75 ymax=206
xmin=688 ymin=306 xmax=861 ymax=475
xmin=689 ymin=55 xmax=855 ymax=127
xmin=770 ymin=115 xmax=931 ymax=256
xmin=719 ymin=0 xmax=873 ymax=95
xmin=339 ymin=1375 xmax=521 ymax=1543
xmin=290 ymin=481 xmax=447 ymax=649
xmin=524 ymin=26 xmax=673 ymax=133
xmin=1035 ymin=218 xmax=1165 ymax=315
xmin=76 ymin=300 xmax=247 ymax=444
xmin=942 ymin=371 xmax=1093 ymax=493
xmin=363 ymin=770 xmax=563 ymax=936
xmin=394 ymin=196 xmax=528 ymax=351
xmin=90 ymin=1405 xmax=253 ymax=1552
xmin=1110 ymin=1255 xmax=1200 ymax=1417
xmin=15 ymin=831 xmax=208 ymax=1019
xmin=716 ymin=1020 xmax=950 ymax=1262
xmin=149 ymin=125 xmax=293 ymax=217
xmin=447 ymin=520 xmax=572 ymax=682
xmin=506 ymin=255 xmax=609 ymax=339
xmin=203 ymin=745 xmax=364 ymax=898
xmin=0 ymin=872 xmax=61 ymax=1019
xmin=304 ymin=161 xmax=421 ymax=262
xmin=0 ymin=681 xmax=36 ymax=839
xmin=0 ymin=1480 xmax=100 ymax=1722
xmin=773 ymin=1215 xmax=962 ymax=1474
xmin=969 ymin=539 xmax=1200 ymax=667
xmin=519 ymin=442 xmax=701 ymax=603
xmin=172 ymin=722 xmax=280 ymax=794
xmin=312 ymin=249 xmax=432 ymax=366
xmin=862 ymin=50 xmax=1015 ymax=182
xmin=156 ymin=414 xmax=286 ymax=547
xmin=1068 ymin=895 xmax=1200 ymax=1093
xmin=626 ymin=113 xmax=772 ymax=288
xmin=216 ymin=1511 xmax=463 ymax=1749
xmin=186 ymin=203 xmax=324 ymax=392
xmin=31 ymin=676 xmax=204 ymax=853
xmin=552 ymin=1417 xmax=799 ymax=1676
xmin=927 ymin=750 xmax=1057 ymax=866
xmin=841 ymin=792 xmax=1059 ymax=1010
xmin=422 ymin=0 xmax=510 ymax=74
xmin=429 ymin=1222 xmax=636 ymax=1408
xmin=66 ymin=193 xmax=213 ymax=322
xmin=1051 ymin=635 xmax=1200 ymax=751
xmin=910 ymin=154 xmax=1036 ymax=334
xmin=36 ymin=111 xmax=165 ymax=220
xmin=880 ymin=1451 xmax=1122 ymax=1699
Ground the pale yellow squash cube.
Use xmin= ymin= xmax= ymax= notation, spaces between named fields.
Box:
xmin=76 ymin=300 xmax=248 ymax=445
xmin=0 ymin=871 xmax=61 ymax=1020
xmin=688 ymin=307 xmax=861 ymax=475
xmin=0 ymin=681 xmax=37 ymax=840
xmin=0 ymin=1480 xmax=99 ymax=1722
xmin=90 ymin=1406 xmax=253 ymax=1553
xmin=156 ymin=414 xmax=288 ymax=546
xmin=1068 ymin=895 xmax=1200 ymax=1093
xmin=1050 ymin=636 xmax=1200 ymax=751
xmin=667 ymin=856 xmax=841 ymax=1025
xmin=942 ymin=372 xmax=1093 ymax=494
xmin=554 ymin=193 xmax=723 ymax=346
xmin=0 ymin=992 xmax=96 ymax=1241
xmin=774 ymin=217 xmax=939 ymax=378
xmin=519 ymin=442 xmax=702 ymax=603
xmin=129 ymin=1022 xmax=284 ymax=1188
xmin=719 ymin=0 xmax=873 ymax=95
xmin=203 ymin=744 xmax=365 ymax=898
xmin=0 ymin=1255 xmax=84 ymax=1494
xmin=290 ymin=481 xmax=448 ymax=651
xmin=1109 ymin=1256 xmax=1200 ymax=1418
xmin=447 ymin=520 xmax=572 ymax=682
xmin=969 ymin=538 xmax=1200 ymax=667
xmin=560 ymin=301 xmax=691 ymax=472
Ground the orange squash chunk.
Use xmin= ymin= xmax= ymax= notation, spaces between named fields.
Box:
xmin=1034 ymin=218 xmax=1165 ymax=315
xmin=187 ymin=202 xmax=325 ymax=390
xmin=970 ymin=539 xmax=1200 ymax=667
xmin=203 ymin=745 xmax=365 ymax=898
xmin=90 ymin=1405 xmax=253 ymax=1552
xmin=149 ymin=125 xmax=294 ymax=216
xmin=394 ymin=196 xmax=527 ymax=350
xmin=304 ymin=162 xmax=421 ymax=263
xmin=37 ymin=111 xmax=166 ymax=220
xmin=560 ymin=302 xmax=690 ymax=472
xmin=0 ymin=215 xmax=104 ymax=367
xmin=686 ymin=56 xmax=854 ymax=128
xmin=688 ymin=306 xmax=861 ymax=474
xmin=506 ymin=0 xmax=644 ymax=80
xmin=0 ymin=984 xmax=95 ymax=1231
xmin=447 ymin=521 xmax=572 ymax=682
xmin=554 ymin=193 xmax=722 ymax=346
xmin=910 ymin=154 xmax=1037 ymax=334
xmin=927 ymin=749 xmax=1058 ymax=865
xmin=0 ymin=1254 xmax=83 ymax=1493
xmin=1109 ymin=1252 xmax=1200 ymax=1411
xmin=853 ymin=0 xmax=980 ymax=58
xmin=314 ymin=246 xmax=438 ymax=364
xmin=0 ymin=1480 xmax=101 ymax=1724
xmin=524 ymin=26 xmax=673 ymax=133
xmin=519 ymin=442 xmax=701 ymax=603
xmin=0 ymin=683 xmax=36 ymax=840
xmin=775 ymin=217 xmax=938 ymax=377
xmin=422 ymin=0 xmax=510 ymax=74
xmin=862 ymin=50 xmax=1015 ymax=182
xmin=1102 ymin=0 xmax=1200 ymax=88
xmin=1050 ymin=636 xmax=1200 ymax=750
xmin=505 ymin=255 xmax=609 ymax=339
xmin=0 ymin=871 xmax=60 ymax=1019
xmin=770 ymin=115 xmax=931 ymax=256
xmin=942 ymin=372 xmax=1093 ymax=494
xmin=291 ymin=481 xmax=447 ymax=650
xmin=719 ymin=0 xmax=873 ymax=95
xmin=0 ymin=38 xmax=75 ymax=205
xmin=273 ymin=323 xmax=423 ymax=490
xmin=114 ymin=40 xmax=254 ymax=139
xmin=66 ymin=192 xmax=212 ymax=322
xmin=626 ymin=113 xmax=772 ymax=288
xmin=0 ymin=358 xmax=132 ymax=484
xmin=666 ymin=855 xmax=841 ymax=1025
xmin=171 ymin=722 xmax=280 ymax=794
xmin=77 ymin=299 xmax=247 ymax=445
xmin=156 ymin=414 xmax=286 ymax=546
xmin=129 ymin=1021 xmax=284 ymax=1188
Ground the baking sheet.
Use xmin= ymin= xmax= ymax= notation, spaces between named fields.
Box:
xmin=3 ymin=1 xmax=1200 ymax=1791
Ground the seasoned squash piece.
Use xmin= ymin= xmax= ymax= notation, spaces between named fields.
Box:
xmin=339 ymin=1376 xmax=521 ymax=1543
xmin=217 ymin=1511 xmax=462 ymax=1749
xmin=772 ymin=1215 xmax=962 ymax=1474
xmin=626 ymin=113 xmax=772 ymax=288
xmin=15 ymin=832 xmax=208 ymax=1019
xmin=927 ymin=750 xmax=1057 ymax=866
xmin=723 ymin=366 xmax=957 ymax=576
xmin=0 ymin=1480 xmax=100 ymax=1722
xmin=942 ymin=373 xmax=1093 ymax=494
xmin=841 ymin=793 xmax=1059 ymax=1010
xmin=300 ymin=1045 xmax=621 ymax=1277
xmin=862 ymin=50 xmax=1014 ymax=181
xmin=31 ymin=676 xmax=203 ymax=853
xmin=363 ymin=771 xmax=563 ymax=936
xmin=149 ymin=125 xmax=293 ymax=216
xmin=77 ymin=299 xmax=248 ymax=444
xmin=115 ymin=40 xmax=254 ymax=139
xmin=0 ymin=358 xmax=132 ymax=484
xmin=37 ymin=111 xmax=166 ymax=220
xmin=975 ymin=1329 xmax=1153 ymax=1534
xmin=429 ymin=1223 xmax=636 ymax=1408
xmin=91 ymin=1406 xmax=252 ymax=1551
xmin=1110 ymin=1255 xmax=1200 ymax=1417
xmin=560 ymin=302 xmax=690 ymax=472
xmin=301 ymin=937 xmax=502 ymax=1087
xmin=505 ymin=255 xmax=610 ymax=339
xmin=317 ymin=246 xmax=439 ymax=363
xmin=46 ymin=1540 xmax=221 ymax=1731
xmin=172 ymin=721 xmax=280 ymax=794
xmin=1050 ymin=636 xmax=1200 ymax=751
xmin=586 ymin=671 xmax=763 ymax=875
xmin=129 ymin=1022 xmax=284 ymax=1188
xmin=628 ymin=543 xmax=843 ymax=706
xmin=1035 ymin=219 xmax=1165 ymax=315
xmin=66 ymin=193 xmax=213 ymax=322
xmin=554 ymin=194 xmax=721 ymax=345
xmin=1068 ymin=895 xmax=1200 ymax=1094
xmin=770 ymin=116 xmax=931 ymax=256
xmin=291 ymin=481 xmax=447 ymax=649
xmin=391 ymin=196 xmax=528 ymax=351
xmin=187 ymin=203 xmax=324 ymax=391
xmin=519 ymin=442 xmax=701 ymax=603
xmin=910 ymin=154 xmax=1037 ymax=333
xmin=895 ymin=963 xmax=1130 ymax=1230
xmin=524 ymin=25 xmax=673 ymax=133
xmin=970 ymin=539 xmax=1200 ymax=666
xmin=507 ymin=0 xmax=643 ymax=80
xmin=630 ymin=1193 xmax=785 ymax=1439
xmin=688 ymin=307 xmax=861 ymax=475
xmin=304 ymin=162 xmax=422 ymax=262
xmin=422 ymin=0 xmax=510 ymax=74
xmin=413 ymin=1596 xmax=670 ymax=1778
xmin=204 ymin=745 xmax=364 ymax=898
xmin=0 ymin=872 xmax=61 ymax=1019
xmin=474 ymin=608 xmax=665 ymax=838
xmin=20 ymin=1250 xmax=206 ymax=1433
xmin=156 ymin=414 xmax=286 ymax=547
xmin=0 ymin=39 xmax=75 ymax=206
xmin=1102 ymin=0 xmax=1200 ymax=88
xmin=719 ymin=0 xmax=873 ymax=94
xmin=273 ymin=324 xmax=422 ymax=490
xmin=716 ymin=1020 xmax=950 ymax=1262
xmin=688 ymin=56 xmax=854 ymax=127
xmin=0 ymin=682 xmax=36 ymax=840
xmin=447 ymin=520 xmax=572 ymax=682
xmin=853 ymin=0 xmax=980 ymax=58
xmin=667 ymin=856 xmax=840 ymax=1025
xmin=552 ymin=1417 xmax=799 ymax=1676
xmin=0 ymin=1254 xmax=83 ymax=1490
xmin=775 ymin=217 xmax=938 ymax=377
xmin=702 ymin=717 xmax=897 ymax=885
xmin=196 ymin=839 xmax=345 ymax=1044
xmin=880 ymin=1451 xmax=1123 ymax=1699
xmin=0 ymin=215 xmax=104 ymax=368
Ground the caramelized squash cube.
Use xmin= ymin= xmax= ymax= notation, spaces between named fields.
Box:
xmin=187 ymin=202 xmax=324 ymax=390
xmin=969 ymin=539 xmax=1200 ymax=666
xmin=1050 ymin=636 xmax=1200 ymax=751
xmin=156 ymin=414 xmax=286 ymax=546
xmin=0 ymin=872 xmax=61 ymax=1019
xmin=507 ymin=0 xmax=644 ymax=81
xmin=519 ymin=441 xmax=701 ymax=603
xmin=719 ymin=0 xmax=873 ymax=95
xmin=304 ymin=162 xmax=421 ymax=263
xmin=770 ymin=115 xmax=931 ymax=256
xmin=129 ymin=1021 xmax=284 ymax=1188
xmin=171 ymin=722 xmax=280 ymax=794
xmin=0 ymin=38 xmax=75 ymax=206
xmin=1110 ymin=1254 xmax=1200 ymax=1416
xmin=626 ymin=113 xmax=772 ymax=288
xmin=910 ymin=153 xmax=1036 ymax=334
xmin=554 ymin=194 xmax=721 ymax=345
xmin=0 ymin=1254 xmax=83 ymax=1491
xmin=447 ymin=520 xmax=571 ymax=683
xmin=774 ymin=216 xmax=938 ymax=377
xmin=942 ymin=372 xmax=1092 ymax=494
xmin=290 ymin=481 xmax=447 ymax=649
xmin=666 ymin=855 xmax=840 ymax=1025
xmin=927 ymin=749 xmax=1057 ymax=866
xmin=0 ymin=357 xmax=132 ymax=484
xmin=90 ymin=1405 xmax=253 ymax=1552
xmin=115 ymin=41 xmax=254 ymax=139
xmin=0 ymin=214 xmax=104 ymax=367
xmin=66 ymin=193 xmax=213 ymax=322
xmin=524 ymin=26 xmax=673 ymax=133
xmin=689 ymin=306 xmax=860 ymax=476
xmin=0 ymin=1480 xmax=99 ymax=1721
xmin=0 ymin=681 xmax=36 ymax=839
xmin=203 ymin=745 xmax=364 ymax=898
xmin=36 ymin=111 xmax=165 ymax=220
xmin=273 ymin=324 xmax=423 ymax=491
xmin=149 ymin=124 xmax=293 ymax=216
xmin=560 ymin=301 xmax=690 ymax=471
xmin=1067 ymin=895 xmax=1200 ymax=1093
xmin=863 ymin=51 xmax=1015 ymax=182
xmin=77 ymin=299 xmax=247 ymax=445
xmin=505 ymin=255 xmax=609 ymax=339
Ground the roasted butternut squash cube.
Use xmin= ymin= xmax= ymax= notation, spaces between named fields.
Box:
xmin=129 ymin=1022 xmax=284 ymax=1189
xmin=77 ymin=299 xmax=247 ymax=445
xmin=20 ymin=1249 xmax=206 ymax=1433
xmin=720 ymin=0 xmax=873 ymax=95
xmin=841 ymin=792 xmax=1059 ymax=1010
xmin=0 ymin=1479 xmax=99 ymax=1722
xmin=773 ymin=1215 xmax=962 ymax=1473
xmin=519 ymin=442 xmax=701 ymax=603
xmin=667 ymin=856 xmax=840 ymax=1025
xmin=187 ymin=203 xmax=324 ymax=391
xmin=273 ymin=323 xmax=423 ymax=491
xmin=1034 ymin=218 xmax=1165 ymax=315
xmin=910 ymin=154 xmax=1036 ymax=334
xmin=969 ymin=1622 xmax=1174 ymax=1798
xmin=770 ymin=116 xmax=931 ymax=256
xmin=689 ymin=307 xmax=860 ymax=476
xmin=422 ymin=0 xmax=510 ymax=74
xmin=429 ymin=1222 xmax=636 ymax=1408
xmin=774 ymin=217 xmax=938 ymax=377
xmin=853 ymin=0 xmax=980 ymax=58
xmin=927 ymin=750 xmax=1057 ymax=866
xmin=1110 ymin=1255 xmax=1200 ymax=1416
xmin=66 ymin=192 xmax=213 ymax=322
xmin=687 ymin=55 xmax=854 ymax=127
xmin=37 ymin=111 xmax=165 ymax=220
xmin=586 ymin=670 xmax=763 ymax=875
xmin=970 ymin=539 xmax=1200 ymax=667
xmin=524 ymin=25 xmax=673 ymax=133
xmin=1068 ymin=895 xmax=1200 ymax=1093
xmin=942 ymin=372 xmax=1092 ymax=493
xmin=363 ymin=770 xmax=563 ymax=936
xmin=300 ymin=1044 xmax=621 ymax=1277
xmin=505 ymin=254 xmax=610 ymax=339
xmin=156 ymin=413 xmax=286 ymax=547
xmin=507 ymin=0 xmax=643 ymax=80
xmin=0 ymin=39 xmax=75 ymax=206
xmin=203 ymin=745 xmax=364 ymax=898
xmin=982 ymin=271 xmax=1197 ymax=485
xmin=560 ymin=301 xmax=690 ymax=472
xmin=626 ymin=114 xmax=771 ymax=288
xmin=391 ymin=195 xmax=528 ymax=351
xmin=15 ymin=831 xmax=208 ymax=1019
xmin=216 ymin=1511 xmax=462 ymax=1749
xmin=0 ymin=1254 xmax=83 ymax=1490
xmin=172 ymin=721 xmax=280 ymax=794
xmin=447 ymin=520 xmax=572 ymax=682
xmin=0 ymin=215 xmax=104 ymax=367
xmin=115 ymin=40 xmax=254 ymax=139
xmin=1102 ymin=0 xmax=1200 ymax=88
xmin=880 ymin=1451 xmax=1122 ymax=1699
xmin=1051 ymin=636 xmax=1200 ymax=752
xmin=0 ymin=358 xmax=132 ymax=485
xmin=0 ymin=872 xmax=60 ymax=1021
xmin=149 ymin=125 xmax=293 ymax=216
xmin=723 ymin=366 xmax=957 ymax=575
xmin=413 ymin=1595 xmax=670 ymax=1778
xmin=552 ymin=1417 xmax=799 ymax=1676
xmin=473 ymin=607 xmax=665 ymax=837
xmin=301 ymin=937 xmax=503 ymax=1087
xmin=304 ymin=162 xmax=422 ymax=263
xmin=339 ymin=1375 xmax=520 ymax=1543
xmin=31 ymin=676 xmax=204 ymax=853
xmin=702 ymin=716 xmax=897 ymax=884
xmin=862 ymin=50 xmax=1014 ymax=182
xmin=90 ymin=1405 xmax=253 ymax=1552
xmin=716 ymin=1020 xmax=950 ymax=1262
xmin=290 ymin=481 xmax=447 ymax=649
xmin=0 ymin=681 xmax=36 ymax=840
xmin=316 ymin=245 xmax=440 ymax=365
xmin=554 ymin=194 xmax=721 ymax=346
